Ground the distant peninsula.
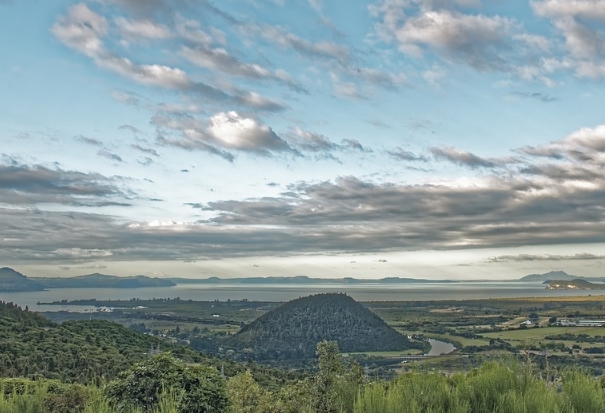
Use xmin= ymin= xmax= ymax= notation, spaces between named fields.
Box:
xmin=0 ymin=267 xmax=45 ymax=292
xmin=546 ymin=279 xmax=605 ymax=290
xmin=0 ymin=268 xmax=175 ymax=290
xmin=168 ymin=275 xmax=456 ymax=284
xmin=519 ymin=271 xmax=605 ymax=283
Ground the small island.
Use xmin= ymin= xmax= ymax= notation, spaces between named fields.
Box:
xmin=546 ymin=279 xmax=605 ymax=290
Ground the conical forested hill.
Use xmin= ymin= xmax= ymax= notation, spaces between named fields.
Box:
xmin=229 ymin=293 xmax=424 ymax=359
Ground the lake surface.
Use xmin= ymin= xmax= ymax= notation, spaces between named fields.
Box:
xmin=1 ymin=282 xmax=603 ymax=312
xmin=427 ymin=339 xmax=456 ymax=356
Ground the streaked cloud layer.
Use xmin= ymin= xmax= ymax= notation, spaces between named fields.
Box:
xmin=1 ymin=0 xmax=605 ymax=279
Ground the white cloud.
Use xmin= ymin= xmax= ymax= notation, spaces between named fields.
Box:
xmin=175 ymin=17 xmax=215 ymax=45
xmin=287 ymin=127 xmax=369 ymax=155
xmin=289 ymin=127 xmax=336 ymax=152
xmin=51 ymin=3 xmax=108 ymax=57
xmin=371 ymin=0 xmax=560 ymax=80
xmin=487 ymin=253 xmax=605 ymax=263
xmin=52 ymin=3 xmax=189 ymax=88
xmin=430 ymin=146 xmax=518 ymax=169
xmin=52 ymin=3 xmax=285 ymax=110
xmin=115 ymin=17 xmax=172 ymax=41
xmin=154 ymin=111 xmax=292 ymax=159
xmin=564 ymin=124 xmax=605 ymax=152
xmin=207 ymin=111 xmax=289 ymax=153
xmin=532 ymin=0 xmax=605 ymax=78
xmin=521 ymin=124 xmax=605 ymax=159
xmin=514 ymin=34 xmax=552 ymax=52
xmin=235 ymin=92 xmax=288 ymax=111
xmin=54 ymin=248 xmax=113 ymax=259
xmin=389 ymin=10 xmax=513 ymax=69
xmin=243 ymin=23 xmax=351 ymax=64
xmin=330 ymin=73 xmax=365 ymax=99
xmin=422 ymin=64 xmax=446 ymax=86
xmin=101 ymin=56 xmax=192 ymax=89
xmin=180 ymin=45 xmax=303 ymax=92
xmin=414 ymin=0 xmax=481 ymax=8
xmin=532 ymin=0 xmax=605 ymax=21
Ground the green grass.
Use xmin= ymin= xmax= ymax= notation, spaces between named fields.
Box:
xmin=358 ymin=360 xmax=605 ymax=413
xmin=483 ymin=326 xmax=605 ymax=342
xmin=431 ymin=334 xmax=489 ymax=348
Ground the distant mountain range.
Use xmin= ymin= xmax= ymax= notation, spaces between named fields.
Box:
xmin=169 ymin=275 xmax=456 ymax=284
xmin=3 ymin=267 xmax=604 ymax=292
xmin=0 ymin=267 xmax=175 ymax=291
xmin=519 ymin=271 xmax=605 ymax=283
xmin=32 ymin=273 xmax=176 ymax=289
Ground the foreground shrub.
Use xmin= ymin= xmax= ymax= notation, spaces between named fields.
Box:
xmin=105 ymin=353 xmax=228 ymax=413
xmin=0 ymin=378 xmax=91 ymax=413
xmin=354 ymin=361 xmax=605 ymax=413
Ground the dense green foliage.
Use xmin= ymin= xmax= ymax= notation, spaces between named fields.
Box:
xmin=0 ymin=378 xmax=91 ymax=413
xmin=0 ymin=300 xmax=167 ymax=382
xmin=0 ymin=300 xmax=302 ymax=388
xmin=0 ymin=301 xmax=53 ymax=327
xmin=106 ymin=354 xmax=228 ymax=413
xmin=356 ymin=361 xmax=605 ymax=413
xmin=5 ymin=349 xmax=605 ymax=413
xmin=229 ymin=294 xmax=424 ymax=359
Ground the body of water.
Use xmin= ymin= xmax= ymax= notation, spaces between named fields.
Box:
xmin=427 ymin=339 xmax=456 ymax=356
xmin=0 ymin=282 xmax=602 ymax=311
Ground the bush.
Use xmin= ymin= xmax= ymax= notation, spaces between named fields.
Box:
xmin=354 ymin=361 xmax=605 ymax=413
xmin=105 ymin=353 xmax=228 ymax=413
xmin=0 ymin=378 xmax=91 ymax=413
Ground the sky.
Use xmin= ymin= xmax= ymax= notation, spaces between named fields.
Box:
xmin=2 ymin=0 xmax=605 ymax=280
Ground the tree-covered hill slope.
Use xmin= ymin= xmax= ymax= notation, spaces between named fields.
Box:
xmin=0 ymin=301 xmax=300 ymax=388
xmin=228 ymin=293 xmax=425 ymax=359
xmin=0 ymin=301 xmax=166 ymax=383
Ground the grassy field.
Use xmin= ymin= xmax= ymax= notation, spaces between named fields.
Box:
xmin=482 ymin=326 xmax=605 ymax=341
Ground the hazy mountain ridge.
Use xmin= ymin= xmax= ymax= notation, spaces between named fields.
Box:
xmin=4 ymin=267 xmax=605 ymax=290
xmin=32 ymin=273 xmax=176 ymax=288
xmin=170 ymin=275 xmax=456 ymax=284
xmin=0 ymin=267 xmax=175 ymax=289
xmin=0 ymin=267 xmax=45 ymax=291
